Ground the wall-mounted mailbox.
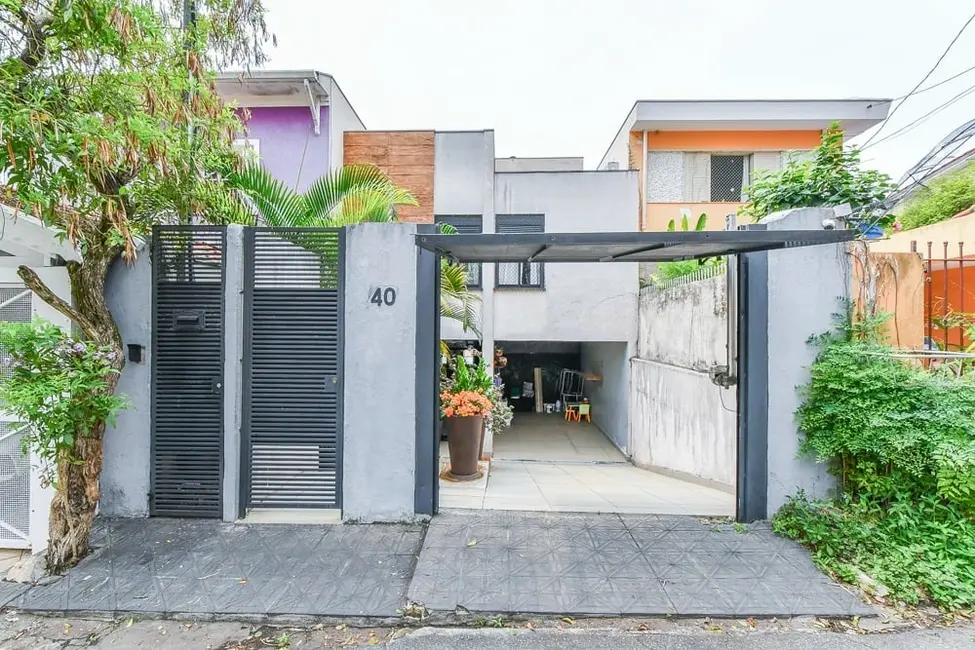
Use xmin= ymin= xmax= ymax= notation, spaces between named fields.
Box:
xmin=127 ymin=344 xmax=144 ymax=364
xmin=173 ymin=309 xmax=205 ymax=332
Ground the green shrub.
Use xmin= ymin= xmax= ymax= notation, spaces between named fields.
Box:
xmin=774 ymin=494 xmax=975 ymax=609
xmin=898 ymin=162 xmax=975 ymax=231
xmin=740 ymin=124 xmax=894 ymax=224
xmin=796 ymin=314 xmax=975 ymax=513
xmin=774 ymin=309 xmax=975 ymax=610
xmin=0 ymin=320 xmax=127 ymax=488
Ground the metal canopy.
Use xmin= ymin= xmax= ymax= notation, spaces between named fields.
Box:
xmin=414 ymin=230 xmax=856 ymax=263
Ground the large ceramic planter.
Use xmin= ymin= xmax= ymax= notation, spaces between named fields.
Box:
xmin=478 ymin=420 xmax=486 ymax=461
xmin=446 ymin=415 xmax=483 ymax=480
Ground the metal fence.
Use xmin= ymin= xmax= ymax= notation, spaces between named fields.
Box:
xmin=912 ymin=240 xmax=975 ymax=351
xmin=641 ymin=262 xmax=726 ymax=293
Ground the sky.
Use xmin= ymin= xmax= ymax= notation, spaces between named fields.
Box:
xmin=260 ymin=0 xmax=975 ymax=181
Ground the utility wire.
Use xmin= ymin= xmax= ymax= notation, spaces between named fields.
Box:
xmin=861 ymin=10 xmax=975 ymax=148
xmin=863 ymin=82 xmax=975 ymax=150
xmin=888 ymin=63 xmax=975 ymax=102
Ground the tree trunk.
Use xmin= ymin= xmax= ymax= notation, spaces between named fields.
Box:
xmin=45 ymin=433 xmax=104 ymax=574
xmin=18 ymin=242 xmax=124 ymax=574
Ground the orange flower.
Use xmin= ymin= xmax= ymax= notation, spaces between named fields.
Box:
xmin=440 ymin=389 xmax=493 ymax=417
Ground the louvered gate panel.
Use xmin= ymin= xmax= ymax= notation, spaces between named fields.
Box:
xmin=243 ymin=229 xmax=343 ymax=510
xmin=150 ymin=227 xmax=225 ymax=517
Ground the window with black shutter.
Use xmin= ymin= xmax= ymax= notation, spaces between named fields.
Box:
xmin=710 ymin=155 xmax=748 ymax=202
xmin=495 ymin=215 xmax=545 ymax=289
xmin=435 ymin=215 xmax=483 ymax=287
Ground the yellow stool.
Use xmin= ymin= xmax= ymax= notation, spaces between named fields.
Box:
xmin=577 ymin=402 xmax=591 ymax=423
xmin=564 ymin=403 xmax=579 ymax=421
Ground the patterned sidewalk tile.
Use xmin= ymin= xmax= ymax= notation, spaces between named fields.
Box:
xmin=11 ymin=518 xmax=424 ymax=617
xmin=408 ymin=511 xmax=873 ymax=617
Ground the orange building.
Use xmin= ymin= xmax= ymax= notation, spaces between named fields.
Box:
xmin=597 ymin=100 xmax=891 ymax=231
xmin=869 ymin=209 xmax=975 ymax=350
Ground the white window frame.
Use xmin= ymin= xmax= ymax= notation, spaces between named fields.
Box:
xmin=233 ymin=138 xmax=261 ymax=163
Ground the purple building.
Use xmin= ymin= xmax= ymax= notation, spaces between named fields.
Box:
xmin=215 ymin=70 xmax=365 ymax=192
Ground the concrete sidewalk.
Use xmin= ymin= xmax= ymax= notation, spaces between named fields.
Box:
xmin=1 ymin=518 xmax=423 ymax=618
xmin=408 ymin=511 xmax=869 ymax=617
xmin=1 ymin=511 xmax=871 ymax=620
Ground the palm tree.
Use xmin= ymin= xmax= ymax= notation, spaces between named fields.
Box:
xmin=229 ymin=163 xmax=480 ymax=334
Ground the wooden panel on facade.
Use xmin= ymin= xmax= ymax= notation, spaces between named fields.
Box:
xmin=344 ymin=131 xmax=435 ymax=223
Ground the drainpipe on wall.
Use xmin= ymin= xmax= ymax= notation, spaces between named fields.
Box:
xmin=710 ymin=212 xmax=739 ymax=388
xmin=640 ymin=130 xmax=648 ymax=230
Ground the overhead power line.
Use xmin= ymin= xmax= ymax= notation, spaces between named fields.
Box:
xmin=861 ymin=10 xmax=975 ymax=148
xmin=863 ymin=82 xmax=975 ymax=150
xmin=890 ymin=63 xmax=975 ymax=101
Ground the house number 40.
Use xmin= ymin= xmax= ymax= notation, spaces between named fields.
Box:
xmin=370 ymin=287 xmax=397 ymax=307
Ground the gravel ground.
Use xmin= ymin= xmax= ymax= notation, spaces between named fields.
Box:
xmin=1 ymin=609 xmax=973 ymax=649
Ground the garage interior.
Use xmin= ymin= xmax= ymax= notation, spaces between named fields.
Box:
xmin=438 ymin=340 xmax=735 ymax=516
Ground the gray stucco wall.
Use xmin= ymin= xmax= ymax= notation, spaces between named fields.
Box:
xmin=101 ymin=252 xmax=152 ymax=517
xmin=494 ymin=157 xmax=584 ymax=172
xmin=763 ymin=207 xmax=849 ymax=513
xmin=327 ymin=78 xmax=366 ymax=175
xmin=222 ymin=226 xmax=244 ymax=521
xmin=631 ymin=275 xmax=736 ymax=488
xmin=580 ymin=342 xmax=630 ymax=452
xmin=342 ymin=224 xmax=419 ymax=521
xmin=629 ymin=358 xmax=736 ymax=488
xmin=434 ymin=131 xmax=494 ymax=342
xmin=637 ymin=273 xmax=727 ymax=368
xmin=493 ymin=171 xmax=640 ymax=342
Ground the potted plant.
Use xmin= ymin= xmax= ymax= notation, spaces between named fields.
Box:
xmin=483 ymin=380 xmax=514 ymax=458
xmin=441 ymin=356 xmax=493 ymax=480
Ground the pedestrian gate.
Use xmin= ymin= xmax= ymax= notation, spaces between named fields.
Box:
xmin=150 ymin=227 xmax=226 ymax=517
xmin=241 ymin=228 xmax=344 ymax=511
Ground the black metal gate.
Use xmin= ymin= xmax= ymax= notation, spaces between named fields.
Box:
xmin=150 ymin=226 xmax=225 ymax=517
xmin=241 ymin=228 xmax=344 ymax=511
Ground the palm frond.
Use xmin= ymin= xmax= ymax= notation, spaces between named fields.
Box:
xmin=227 ymin=164 xmax=306 ymax=227
xmin=304 ymin=164 xmax=417 ymax=224
xmin=440 ymin=261 xmax=481 ymax=335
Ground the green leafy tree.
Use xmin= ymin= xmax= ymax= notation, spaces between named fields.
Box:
xmin=740 ymin=124 xmax=895 ymax=222
xmin=897 ymin=161 xmax=975 ymax=231
xmin=229 ymin=163 xmax=482 ymax=334
xmin=0 ymin=0 xmax=267 ymax=572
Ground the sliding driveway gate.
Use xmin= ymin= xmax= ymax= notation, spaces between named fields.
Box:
xmin=241 ymin=228 xmax=345 ymax=511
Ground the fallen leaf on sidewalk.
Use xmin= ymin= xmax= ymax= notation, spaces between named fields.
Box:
xmin=561 ymin=617 xmax=574 ymax=625
xmin=635 ymin=623 xmax=650 ymax=631
xmin=467 ymin=538 xmax=478 ymax=547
